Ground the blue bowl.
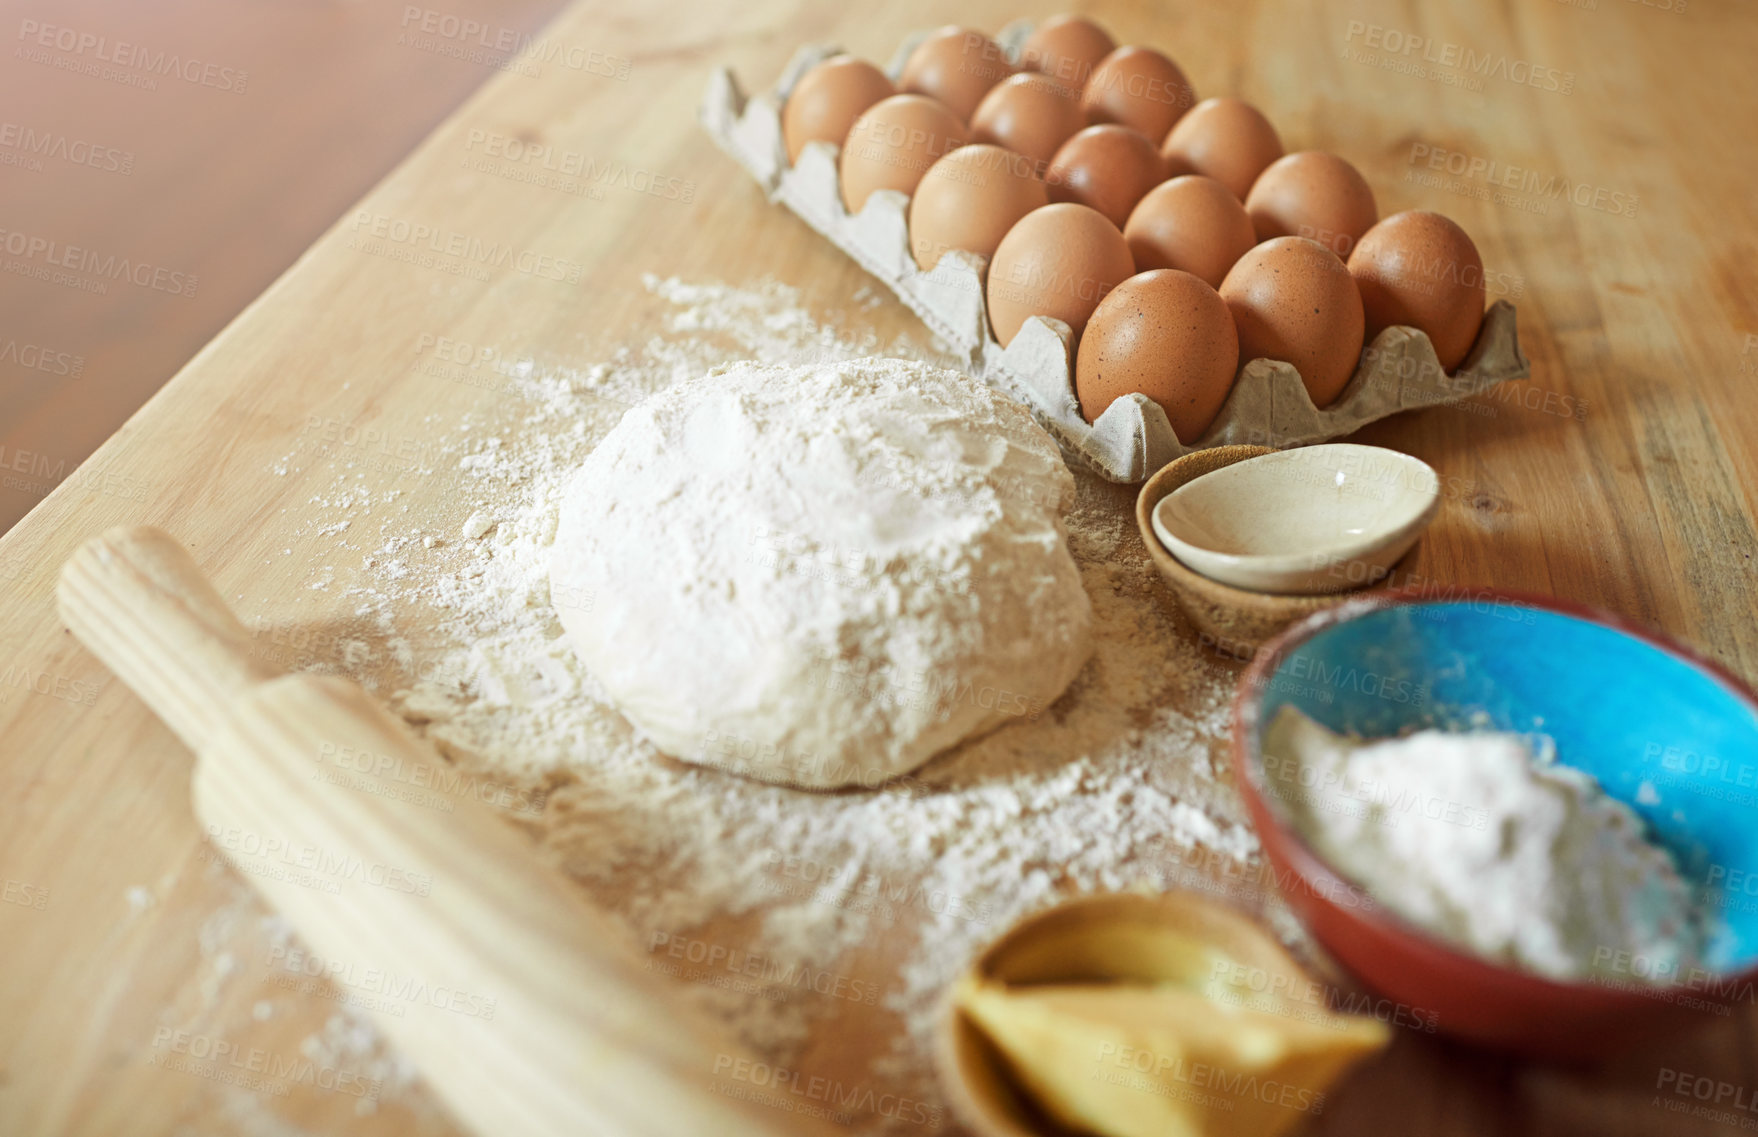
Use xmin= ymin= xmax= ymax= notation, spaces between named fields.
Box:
xmin=1234 ymin=588 xmax=1758 ymax=1057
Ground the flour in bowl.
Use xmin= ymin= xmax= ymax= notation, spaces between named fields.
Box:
xmin=1262 ymin=706 xmax=1708 ymax=984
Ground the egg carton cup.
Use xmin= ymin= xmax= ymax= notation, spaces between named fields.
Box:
xmin=698 ymin=36 xmax=1532 ymax=484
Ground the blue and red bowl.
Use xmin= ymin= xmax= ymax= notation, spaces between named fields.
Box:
xmin=1232 ymin=588 xmax=1758 ymax=1060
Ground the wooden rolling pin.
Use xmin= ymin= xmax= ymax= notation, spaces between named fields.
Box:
xmin=58 ymin=526 xmax=835 ymax=1137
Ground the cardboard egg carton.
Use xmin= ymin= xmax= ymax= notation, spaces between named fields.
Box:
xmin=698 ymin=29 xmax=1533 ymax=484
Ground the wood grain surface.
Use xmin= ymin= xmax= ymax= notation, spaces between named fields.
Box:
xmin=2 ymin=1 xmax=1756 ymax=1135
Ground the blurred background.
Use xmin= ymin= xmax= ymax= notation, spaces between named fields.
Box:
xmin=0 ymin=0 xmax=575 ymax=534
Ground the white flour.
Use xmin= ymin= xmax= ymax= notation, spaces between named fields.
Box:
xmin=259 ymin=276 xmax=1261 ymax=1132
xmin=1263 ymin=706 xmax=1707 ymax=984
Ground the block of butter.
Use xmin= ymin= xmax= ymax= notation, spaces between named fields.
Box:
xmin=941 ymin=892 xmax=1390 ymax=1137
xmin=959 ymin=976 xmax=1387 ymax=1137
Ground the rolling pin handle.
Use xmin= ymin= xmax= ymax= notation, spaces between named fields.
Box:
xmin=57 ymin=525 xmax=279 ymax=753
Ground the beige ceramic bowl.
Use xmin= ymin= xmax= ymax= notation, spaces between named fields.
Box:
xmin=1151 ymin=444 xmax=1439 ymax=595
xmin=1135 ymin=446 xmax=1419 ymax=654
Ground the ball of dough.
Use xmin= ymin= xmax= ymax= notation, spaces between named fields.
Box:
xmin=549 ymin=358 xmax=1093 ymax=789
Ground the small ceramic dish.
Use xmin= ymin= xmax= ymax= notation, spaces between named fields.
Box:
xmin=1135 ymin=446 xmax=1414 ymax=654
xmin=1232 ymin=589 xmax=1758 ymax=1060
xmin=937 ymin=891 xmax=1389 ymax=1137
xmin=1152 ymin=444 xmax=1440 ymax=595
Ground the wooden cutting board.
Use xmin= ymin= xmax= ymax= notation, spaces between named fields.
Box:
xmin=2 ymin=1 xmax=1755 ymax=1134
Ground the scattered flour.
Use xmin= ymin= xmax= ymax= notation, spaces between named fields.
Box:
xmin=256 ymin=275 xmax=1266 ymax=1132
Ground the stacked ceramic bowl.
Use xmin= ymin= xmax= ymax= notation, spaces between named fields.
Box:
xmin=1134 ymin=443 xmax=1440 ymax=652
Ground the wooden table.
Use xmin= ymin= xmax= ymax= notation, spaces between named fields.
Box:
xmin=2 ymin=1 xmax=1755 ymax=1134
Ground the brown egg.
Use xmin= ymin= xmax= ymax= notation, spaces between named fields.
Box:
xmin=970 ymin=73 xmax=1086 ymax=173
xmin=909 ymin=145 xmax=1049 ymax=272
xmin=1220 ymin=236 xmax=1365 ymax=407
xmin=781 ymin=55 xmax=895 ymax=165
xmin=1124 ymin=175 xmax=1256 ymax=288
xmin=1076 ymin=269 xmax=1240 ymax=440
xmin=839 ymin=94 xmax=969 ymax=214
xmin=898 ymin=26 xmax=1015 ymax=122
xmin=1159 ymin=97 xmax=1283 ymax=201
xmin=1348 ymin=210 xmax=1487 ymax=371
xmin=1244 ymin=151 xmax=1378 ymax=256
xmin=1081 ymin=46 xmax=1196 ymax=143
xmin=1019 ymin=14 xmax=1116 ymax=90
xmin=1045 ymin=124 xmax=1169 ymax=229
xmin=987 ymin=202 xmax=1135 ymax=348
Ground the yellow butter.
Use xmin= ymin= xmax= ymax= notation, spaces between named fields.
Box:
xmin=956 ymin=968 xmax=1389 ymax=1137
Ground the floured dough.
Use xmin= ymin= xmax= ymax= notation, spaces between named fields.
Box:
xmin=549 ymin=356 xmax=1093 ymax=789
